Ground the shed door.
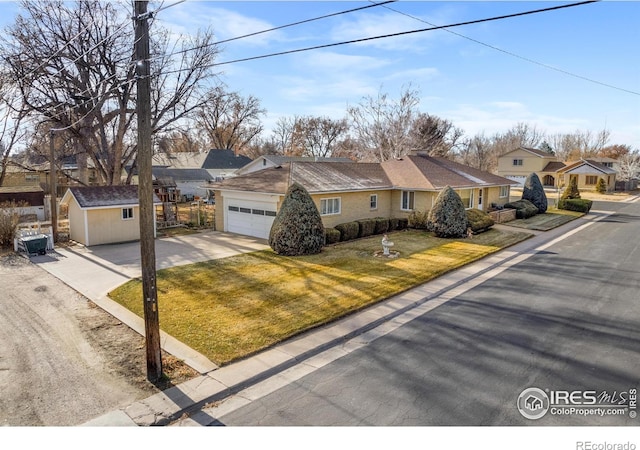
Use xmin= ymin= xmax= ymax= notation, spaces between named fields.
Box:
xmin=226 ymin=198 xmax=277 ymax=239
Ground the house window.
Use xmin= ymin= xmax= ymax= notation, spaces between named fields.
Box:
xmin=320 ymin=198 xmax=341 ymax=215
xmin=25 ymin=174 xmax=40 ymax=182
xmin=513 ymin=159 xmax=523 ymax=166
xmin=457 ymin=189 xmax=473 ymax=209
xmin=370 ymin=194 xmax=378 ymax=210
xmin=122 ymin=207 xmax=134 ymax=220
xmin=500 ymin=186 xmax=509 ymax=198
xmin=586 ymin=176 xmax=598 ymax=185
xmin=401 ymin=191 xmax=415 ymax=211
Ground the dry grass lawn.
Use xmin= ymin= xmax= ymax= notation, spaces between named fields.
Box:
xmin=109 ymin=228 xmax=532 ymax=365
xmin=503 ymin=209 xmax=583 ymax=231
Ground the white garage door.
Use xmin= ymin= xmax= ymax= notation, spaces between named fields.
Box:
xmin=226 ymin=198 xmax=278 ymax=239
xmin=506 ymin=175 xmax=526 ymax=186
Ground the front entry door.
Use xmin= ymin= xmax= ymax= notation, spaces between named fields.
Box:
xmin=478 ymin=188 xmax=484 ymax=210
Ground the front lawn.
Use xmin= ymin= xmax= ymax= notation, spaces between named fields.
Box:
xmin=109 ymin=228 xmax=532 ymax=365
xmin=503 ymin=209 xmax=583 ymax=231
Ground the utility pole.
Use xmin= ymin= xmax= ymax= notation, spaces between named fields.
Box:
xmin=134 ymin=0 xmax=162 ymax=382
xmin=49 ymin=130 xmax=57 ymax=241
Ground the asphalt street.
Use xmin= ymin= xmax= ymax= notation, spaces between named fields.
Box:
xmin=182 ymin=200 xmax=640 ymax=426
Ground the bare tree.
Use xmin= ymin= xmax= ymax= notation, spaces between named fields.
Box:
xmin=0 ymin=74 xmax=29 ymax=186
xmin=196 ymin=87 xmax=265 ymax=154
xmin=156 ymin=130 xmax=204 ymax=154
xmin=292 ymin=116 xmax=349 ymax=158
xmin=347 ymin=85 xmax=420 ymax=162
xmin=1 ymin=0 xmax=219 ymax=185
xmin=270 ymin=116 xmax=303 ymax=156
xmin=409 ymin=113 xmax=464 ymax=157
xmin=548 ymin=128 xmax=611 ymax=162
xmin=458 ymin=134 xmax=493 ymax=172
xmin=614 ymin=149 xmax=640 ymax=183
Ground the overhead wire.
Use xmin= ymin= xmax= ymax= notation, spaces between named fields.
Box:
xmin=156 ymin=1 xmax=603 ymax=77
xmin=146 ymin=0 xmax=397 ymax=62
xmin=375 ymin=0 xmax=639 ymax=96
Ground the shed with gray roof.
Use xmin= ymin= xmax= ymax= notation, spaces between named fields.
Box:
xmin=61 ymin=185 xmax=161 ymax=246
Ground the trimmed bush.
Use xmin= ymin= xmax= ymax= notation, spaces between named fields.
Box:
xmin=557 ymin=198 xmax=593 ymax=213
xmin=324 ymin=227 xmax=341 ymax=245
xmin=396 ymin=218 xmax=409 ymax=230
xmin=595 ymin=178 xmax=607 ymax=194
xmin=504 ymin=199 xmax=539 ymax=219
xmin=466 ymin=209 xmax=495 ymax=234
xmin=0 ymin=202 xmax=20 ymax=248
xmin=334 ymin=221 xmax=359 ymax=241
xmin=428 ymin=186 xmax=468 ymax=238
xmin=268 ymin=182 xmax=324 ymax=256
xmin=388 ymin=218 xmax=400 ymax=231
xmin=561 ymin=177 xmax=581 ymax=200
xmin=374 ymin=217 xmax=390 ymax=235
xmin=522 ymin=172 xmax=548 ymax=213
xmin=357 ymin=218 xmax=376 ymax=238
xmin=408 ymin=210 xmax=430 ymax=229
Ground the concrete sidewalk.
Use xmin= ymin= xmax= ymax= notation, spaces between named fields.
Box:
xmin=78 ymin=210 xmax=616 ymax=426
xmin=33 ymin=230 xmax=269 ymax=374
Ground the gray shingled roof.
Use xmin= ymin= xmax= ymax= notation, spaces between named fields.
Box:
xmin=67 ymin=185 xmax=160 ymax=208
xmin=152 ymin=167 xmax=214 ymax=182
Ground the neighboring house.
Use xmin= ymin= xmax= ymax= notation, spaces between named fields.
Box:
xmin=497 ymin=147 xmax=563 ymax=187
xmin=236 ymin=155 xmax=353 ymax=175
xmin=151 ymin=167 xmax=213 ymax=200
xmin=61 ymin=185 xmax=161 ymax=246
xmin=212 ymin=152 xmax=516 ymax=239
xmin=556 ymin=159 xmax=617 ymax=192
xmin=0 ymin=186 xmax=46 ymax=221
xmin=0 ymin=161 xmax=48 ymax=189
xmin=152 ymin=149 xmax=252 ymax=179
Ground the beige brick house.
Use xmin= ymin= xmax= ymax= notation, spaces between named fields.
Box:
xmin=212 ymin=153 xmax=517 ymax=239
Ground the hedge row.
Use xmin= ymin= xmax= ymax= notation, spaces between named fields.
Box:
xmin=466 ymin=209 xmax=495 ymax=234
xmin=325 ymin=217 xmax=408 ymax=244
xmin=557 ymin=198 xmax=593 ymax=213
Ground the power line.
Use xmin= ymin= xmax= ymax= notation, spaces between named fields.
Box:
xmin=377 ymin=0 xmax=639 ymax=97
xmin=148 ymin=0 xmax=397 ymax=62
xmin=158 ymin=1 xmax=602 ymax=77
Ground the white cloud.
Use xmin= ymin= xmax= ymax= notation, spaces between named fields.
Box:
xmin=441 ymin=102 xmax=589 ymax=138
xmin=160 ymin=5 xmax=285 ymax=48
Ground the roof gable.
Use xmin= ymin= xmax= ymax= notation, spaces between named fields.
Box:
xmin=501 ymin=147 xmax=556 ymax=158
xmin=557 ymin=159 xmax=617 ymax=175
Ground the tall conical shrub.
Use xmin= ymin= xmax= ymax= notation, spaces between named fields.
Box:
xmin=561 ymin=177 xmax=581 ymax=200
xmin=269 ymin=182 xmax=324 ymax=256
xmin=522 ymin=172 xmax=548 ymax=213
xmin=428 ymin=186 xmax=467 ymax=238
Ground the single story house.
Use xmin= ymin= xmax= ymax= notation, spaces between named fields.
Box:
xmin=556 ymin=159 xmax=617 ymax=192
xmin=61 ymin=185 xmax=161 ymax=246
xmin=152 ymin=149 xmax=252 ymax=180
xmin=212 ymin=152 xmax=517 ymax=239
xmin=0 ymin=186 xmax=46 ymax=221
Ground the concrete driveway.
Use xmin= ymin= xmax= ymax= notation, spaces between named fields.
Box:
xmin=33 ymin=230 xmax=269 ymax=373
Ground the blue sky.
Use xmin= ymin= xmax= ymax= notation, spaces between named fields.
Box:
xmin=1 ymin=0 xmax=639 ymax=148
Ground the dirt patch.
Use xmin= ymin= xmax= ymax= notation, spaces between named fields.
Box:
xmin=0 ymin=252 xmax=199 ymax=425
